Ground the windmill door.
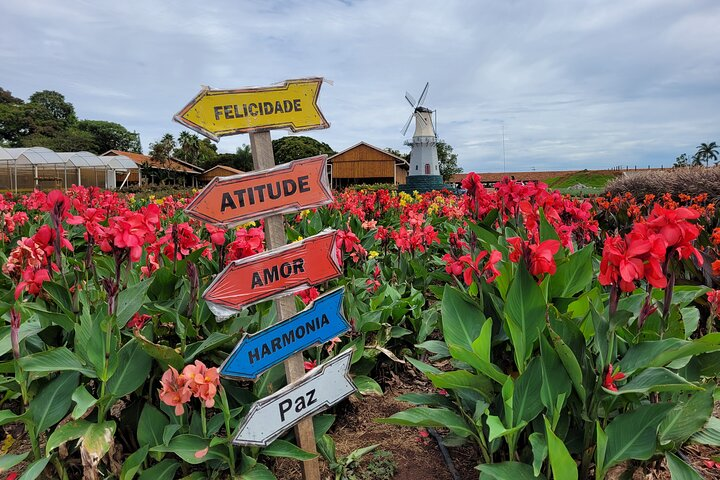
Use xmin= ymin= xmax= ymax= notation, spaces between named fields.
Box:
xmin=425 ymin=164 xmax=430 ymax=174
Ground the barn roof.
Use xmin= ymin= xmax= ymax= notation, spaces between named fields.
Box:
xmin=202 ymin=164 xmax=243 ymax=175
xmin=101 ymin=150 xmax=203 ymax=173
xmin=329 ymin=142 xmax=410 ymax=166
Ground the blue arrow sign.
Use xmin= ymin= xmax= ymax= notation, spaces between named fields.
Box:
xmin=220 ymin=287 xmax=350 ymax=380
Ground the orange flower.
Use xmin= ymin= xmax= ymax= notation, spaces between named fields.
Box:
xmin=182 ymin=360 xmax=220 ymax=408
xmin=159 ymin=366 xmax=192 ymax=415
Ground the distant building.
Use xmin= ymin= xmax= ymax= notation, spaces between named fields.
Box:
xmin=327 ymin=142 xmax=409 ymax=188
xmin=101 ymin=150 xmax=203 ymax=187
xmin=198 ymin=165 xmax=244 ymax=184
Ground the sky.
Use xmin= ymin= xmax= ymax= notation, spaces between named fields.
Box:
xmin=1 ymin=0 xmax=719 ymax=173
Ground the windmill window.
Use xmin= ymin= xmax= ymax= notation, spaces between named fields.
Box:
xmin=415 ymin=165 xmax=418 ymax=170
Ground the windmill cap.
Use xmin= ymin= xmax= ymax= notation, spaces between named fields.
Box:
xmin=415 ymin=106 xmax=432 ymax=113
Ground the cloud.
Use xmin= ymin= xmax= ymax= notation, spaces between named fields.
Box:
xmin=1 ymin=0 xmax=718 ymax=172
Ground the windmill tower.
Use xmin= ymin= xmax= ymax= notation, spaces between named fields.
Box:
xmin=399 ymin=82 xmax=445 ymax=193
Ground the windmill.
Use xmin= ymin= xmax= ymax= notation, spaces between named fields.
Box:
xmin=399 ymin=82 xmax=444 ymax=192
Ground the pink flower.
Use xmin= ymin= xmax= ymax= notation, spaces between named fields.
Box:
xmin=182 ymin=360 xmax=220 ymax=408
xmin=297 ymin=287 xmax=319 ymax=305
xmin=304 ymin=359 xmax=317 ymax=371
xmin=159 ymin=366 xmax=192 ymax=415
xmin=128 ymin=313 xmax=151 ymax=330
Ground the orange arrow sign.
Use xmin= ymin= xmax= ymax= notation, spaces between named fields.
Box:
xmin=203 ymin=230 xmax=341 ymax=317
xmin=174 ymin=77 xmax=329 ymax=140
xmin=185 ymin=155 xmax=332 ymax=227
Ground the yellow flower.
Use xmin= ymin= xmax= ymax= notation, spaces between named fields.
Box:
xmin=368 ymin=250 xmax=380 ymax=259
xmin=293 ymin=236 xmax=304 ymax=243
xmin=240 ymin=221 xmax=256 ymax=229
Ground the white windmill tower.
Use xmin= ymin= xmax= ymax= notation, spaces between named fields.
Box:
xmin=399 ymin=82 xmax=445 ymax=193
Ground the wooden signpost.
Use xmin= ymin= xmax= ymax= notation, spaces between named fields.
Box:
xmin=177 ymin=78 xmax=346 ymax=480
xmin=184 ymin=155 xmax=333 ymax=227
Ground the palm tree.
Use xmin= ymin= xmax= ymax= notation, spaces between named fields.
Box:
xmin=177 ymin=131 xmax=201 ymax=163
xmin=693 ymin=142 xmax=719 ymax=167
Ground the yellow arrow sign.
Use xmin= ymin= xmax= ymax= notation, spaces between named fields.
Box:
xmin=174 ymin=77 xmax=329 ymax=140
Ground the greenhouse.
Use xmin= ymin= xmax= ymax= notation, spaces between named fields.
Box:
xmin=0 ymin=147 xmax=139 ymax=192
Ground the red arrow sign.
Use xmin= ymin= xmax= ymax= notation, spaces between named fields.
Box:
xmin=203 ymin=230 xmax=341 ymax=317
xmin=185 ymin=155 xmax=332 ymax=227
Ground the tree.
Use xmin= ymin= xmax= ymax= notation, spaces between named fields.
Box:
xmin=175 ymin=131 xmax=201 ymax=163
xmin=149 ymin=134 xmax=176 ymax=167
xmin=0 ymin=88 xmax=22 ymax=105
xmin=673 ymin=153 xmax=689 ymax=168
xmin=693 ymin=142 xmax=719 ymax=167
xmin=202 ymin=144 xmax=253 ymax=172
xmin=20 ymin=128 xmax=98 ymax=152
xmin=385 ymin=147 xmax=410 ymax=161
xmin=26 ymin=90 xmax=76 ymax=137
xmin=271 ymin=136 xmax=335 ymax=165
xmin=437 ymin=140 xmax=462 ymax=181
xmin=76 ymin=119 xmax=141 ymax=153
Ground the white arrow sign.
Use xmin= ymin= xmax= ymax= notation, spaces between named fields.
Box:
xmin=233 ymin=348 xmax=356 ymax=446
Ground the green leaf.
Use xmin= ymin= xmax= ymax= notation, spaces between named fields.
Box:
xmin=134 ymin=332 xmax=184 ymax=371
xmin=472 ymin=316 xmax=494 ymax=362
xmin=46 ymin=419 xmax=90 ymax=453
xmin=0 ymin=320 xmax=43 ymax=357
xmin=42 ymin=281 xmax=74 ymax=315
xmin=236 ymin=463 xmax=277 ymax=479
xmin=184 ymin=332 xmax=233 ymax=361
xmin=539 ymin=334 xmax=571 ymax=415
xmin=138 ymin=459 xmax=179 ymax=480
xmin=487 ymin=415 xmax=526 ymax=442
xmin=680 ymin=307 xmax=701 ymax=337
xmin=596 ymin=421 xmax=607 ymax=479
xmin=120 ymin=445 xmax=148 ymax=480
xmin=548 ymin=327 xmax=586 ymax=404
xmin=116 ymin=278 xmax=152 ymax=328
xmin=659 ymin=387 xmax=714 ymax=448
xmin=616 ymin=368 xmax=701 ymax=394
xmin=690 ymin=416 xmax=720 ymax=446
xmin=529 ymin=433 xmax=547 ymax=477
xmin=151 ymin=435 xmax=227 ymax=465
xmin=261 ymin=439 xmax=318 ymax=460
xmin=620 ymin=335 xmax=720 ymax=374
xmin=665 ymin=452 xmax=704 ymax=480
xmin=107 ymin=339 xmax=152 ymax=397
xmin=71 ymin=386 xmax=97 ymax=420
xmin=476 ymin=461 xmax=546 ymax=479
xmin=30 ymin=371 xmax=79 ymax=432
xmin=353 ymin=375 xmax=383 ymax=396
xmin=441 ymin=285 xmax=485 ymax=351
xmin=513 ymin=358 xmax=544 ymax=425
xmin=404 ymin=356 xmax=441 ymax=375
xmin=549 ymin=243 xmax=594 ymax=298
xmin=18 ymin=347 xmax=94 ymax=377
xmin=138 ymin=403 xmax=169 ymax=448
xmin=163 ymin=424 xmax=181 ymax=445
xmin=396 ymin=392 xmax=455 ymax=409
xmin=604 ymin=403 xmax=674 ymax=471
xmin=448 ymin=345 xmax=508 ymax=385
xmin=377 ymin=407 xmax=474 ymax=438
xmin=317 ymin=434 xmax=337 ymax=463
xmin=18 ymin=457 xmax=51 ymax=480
xmin=426 ymin=370 xmax=494 ymax=401
xmin=504 ymin=262 xmax=547 ymax=366
xmin=544 ymin=417 xmax=578 ymax=480
xmin=0 ymin=452 xmax=29 ymax=473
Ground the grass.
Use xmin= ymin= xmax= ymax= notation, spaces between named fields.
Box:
xmin=545 ymin=170 xmax=619 ymax=189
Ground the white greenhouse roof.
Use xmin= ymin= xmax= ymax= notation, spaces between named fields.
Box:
xmin=103 ymin=155 xmax=138 ymax=170
xmin=7 ymin=147 xmax=65 ymax=165
xmin=58 ymin=151 xmax=107 ymax=168
xmin=0 ymin=147 xmax=12 ymax=161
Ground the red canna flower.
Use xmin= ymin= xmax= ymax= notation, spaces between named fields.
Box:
xmin=297 ymin=287 xmax=319 ymax=305
xmin=603 ymin=364 xmax=625 ymax=392
xmin=304 ymin=359 xmax=317 ymax=371
xmin=128 ymin=312 xmax=152 ymax=330
xmin=528 ymin=240 xmax=560 ymax=276
xmin=15 ymin=267 xmax=50 ymax=299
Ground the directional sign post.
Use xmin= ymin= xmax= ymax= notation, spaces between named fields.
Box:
xmin=184 ymin=155 xmax=332 ymax=227
xmin=203 ymin=229 xmax=341 ymax=318
xmin=220 ymin=287 xmax=350 ymax=380
xmin=233 ymin=348 xmax=356 ymax=446
xmin=174 ymin=77 xmax=329 ymax=141
xmin=177 ymin=78 xmax=334 ymax=480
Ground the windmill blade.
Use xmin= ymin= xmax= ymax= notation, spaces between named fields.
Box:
xmin=417 ymin=82 xmax=430 ymax=106
xmin=401 ymin=113 xmax=414 ymax=136
xmin=405 ymin=92 xmax=416 ymax=107
xmin=433 ymin=109 xmax=438 ymax=137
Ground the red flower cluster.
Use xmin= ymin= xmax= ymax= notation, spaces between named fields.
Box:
xmin=599 ymin=205 xmax=702 ymax=292
xmin=336 ymin=229 xmax=366 ymax=263
xmin=226 ymin=226 xmax=265 ymax=263
xmin=507 ymin=237 xmax=561 ymax=277
xmin=96 ymin=204 xmax=161 ymax=262
xmin=297 ymin=287 xmax=319 ymax=305
xmin=443 ymin=250 xmax=502 ymax=286
xmin=602 ymin=364 xmax=625 ymax=392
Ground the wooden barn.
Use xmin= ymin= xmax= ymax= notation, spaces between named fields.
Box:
xmin=101 ymin=150 xmax=203 ymax=187
xmin=328 ymin=142 xmax=409 ymax=188
xmin=198 ymin=165 xmax=243 ymax=184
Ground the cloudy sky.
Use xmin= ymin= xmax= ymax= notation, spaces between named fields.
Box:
xmin=1 ymin=0 xmax=718 ymax=173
